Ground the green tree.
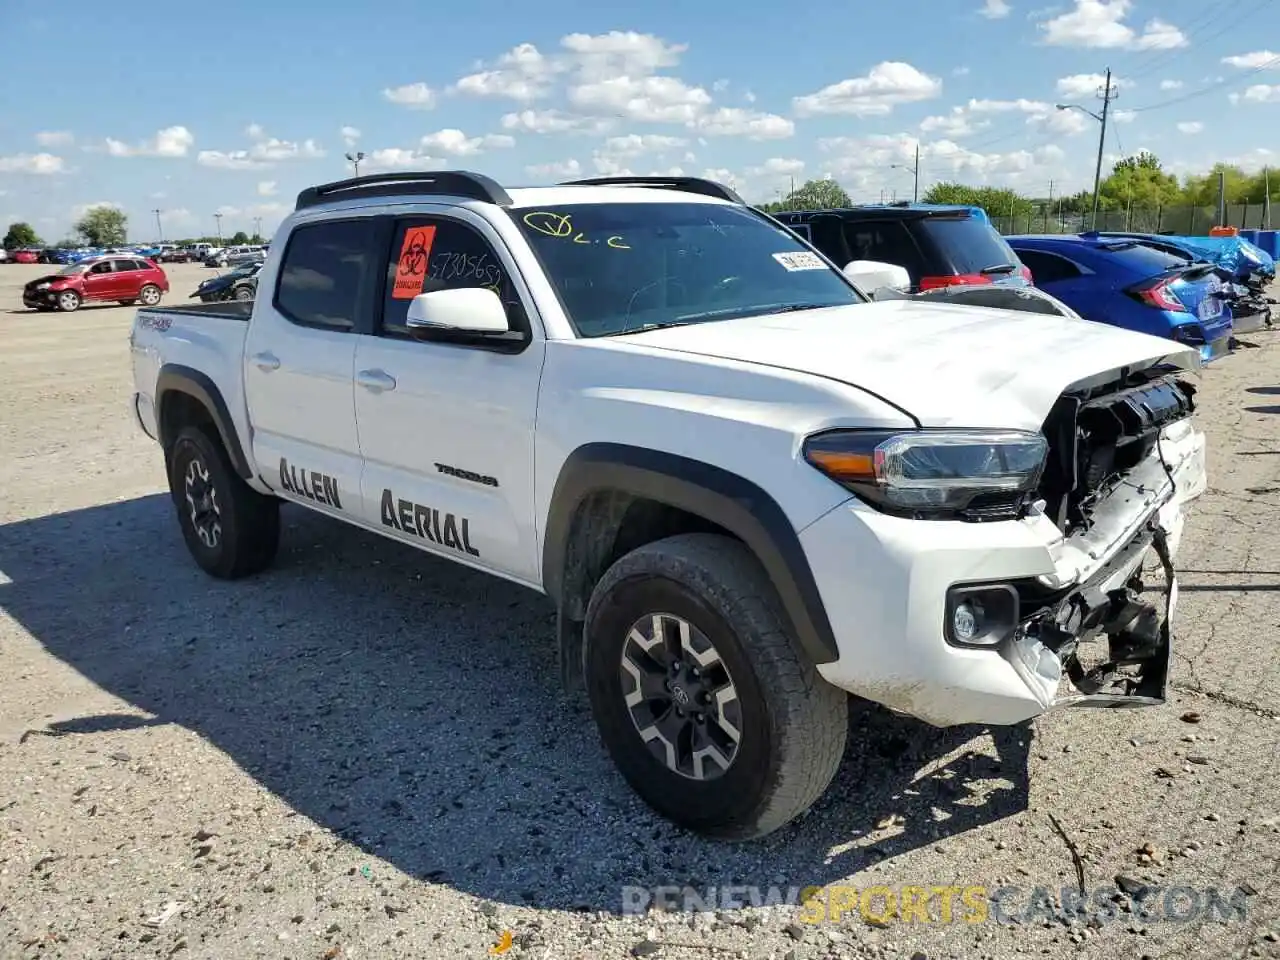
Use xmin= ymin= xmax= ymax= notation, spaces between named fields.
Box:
xmin=1098 ymin=152 xmax=1182 ymax=211
xmin=1181 ymin=164 xmax=1253 ymax=206
xmin=922 ymin=182 xmax=1035 ymax=217
xmin=773 ymin=178 xmax=853 ymax=211
xmin=229 ymin=230 xmax=249 ymax=245
xmin=3 ymin=221 xmax=41 ymax=249
xmin=75 ymin=206 xmax=128 ymax=246
xmin=55 ymin=238 xmax=79 ymax=249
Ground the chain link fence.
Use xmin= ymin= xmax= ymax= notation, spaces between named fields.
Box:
xmin=991 ymin=204 xmax=1275 ymax=237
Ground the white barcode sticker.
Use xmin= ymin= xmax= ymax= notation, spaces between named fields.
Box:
xmin=772 ymin=251 xmax=827 ymax=271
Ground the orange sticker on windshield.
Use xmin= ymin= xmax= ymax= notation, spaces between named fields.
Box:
xmin=392 ymin=226 xmax=436 ymax=299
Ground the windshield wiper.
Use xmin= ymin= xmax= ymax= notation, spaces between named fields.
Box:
xmin=979 ymin=263 xmax=1018 ymax=275
xmin=614 ymin=302 xmax=835 ymax=336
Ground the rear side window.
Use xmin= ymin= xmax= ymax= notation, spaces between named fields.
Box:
xmin=1015 ymin=250 xmax=1082 ymax=284
xmin=275 ymin=219 xmax=378 ymax=330
xmin=842 ymin=220 xmax=929 ymax=283
xmin=916 ymin=215 xmax=1021 ymax=275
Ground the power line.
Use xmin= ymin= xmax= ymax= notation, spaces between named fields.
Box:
xmin=1129 ymin=52 xmax=1280 ymax=112
xmin=1127 ymin=0 xmax=1273 ymax=83
xmin=1123 ymin=1 xmax=1235 ymax=82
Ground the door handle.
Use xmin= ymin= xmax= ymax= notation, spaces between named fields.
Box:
xmin=251 ymin=351 xmax=280 ymax=372
xmin=357 ymin=369 xmax=397 ymax=393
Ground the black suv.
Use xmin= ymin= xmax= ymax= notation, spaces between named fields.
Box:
xmin=771 ymin=204 xmax=1032 ymax=293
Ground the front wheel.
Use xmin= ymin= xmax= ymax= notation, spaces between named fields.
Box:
xmin=233 ymin=285 xmax=254 ymax=301
xmin=167 ymin=426 xmax=280 ymax=579
xmin=139 ymin=284 xmax=162 ymax=306
xmin=56 ymin=290 xmax=81 ymax=312
xmin=584 ymin=533 xmax=848 ymax=840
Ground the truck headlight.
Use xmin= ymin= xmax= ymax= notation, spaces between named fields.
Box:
xmin=802 ymin=429 xmax=1048 ymax=520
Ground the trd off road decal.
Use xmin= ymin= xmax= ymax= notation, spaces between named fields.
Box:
xmin=380 ymin=488 xmax=480 ymax=557
xmin=278 ymin=458 xmax=342 ymax=509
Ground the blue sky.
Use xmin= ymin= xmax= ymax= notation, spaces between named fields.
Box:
xmin=1 ymin=0 xmax=1278 ymax=242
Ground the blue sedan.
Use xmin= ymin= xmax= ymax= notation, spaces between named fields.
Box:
xmin=1006 ymin=234 xmax=1234 ymax=364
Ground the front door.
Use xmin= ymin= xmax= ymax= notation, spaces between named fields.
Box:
xmin=81 ymin=260 xmax=121 ymax=301
xmin=242 ymin=216 xmax=380 ymax=522
xmin=352 ymin=209 xmax=545 ymax=584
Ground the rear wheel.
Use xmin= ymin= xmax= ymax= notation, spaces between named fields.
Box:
xmin=139 ymin=284 xmax=162 ymax=306
xmin=233 ymin=285 xmax=254 ymax=301
xmin=584 ymin=533 xmax=847 ymax=840
xmin=167 ymin=425 xmax=280 ymax=579
xmin=56 ymin=290 xmax=80 ymax=312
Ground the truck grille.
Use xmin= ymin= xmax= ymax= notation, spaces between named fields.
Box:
xmin=1036 ymin=369 xmax=1196 ymax=533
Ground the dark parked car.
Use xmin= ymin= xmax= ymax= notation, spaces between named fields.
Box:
xmin=771 ymin=203 xmax=1033 ymax=293
xmin=22 ymin=255 xmax=170 ymax=312
xmin=191 ymin=261 xmax=261 ymax=302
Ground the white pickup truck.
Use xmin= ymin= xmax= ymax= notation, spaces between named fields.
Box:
xmin=129 ymin=172 xmax=1208 ymax=840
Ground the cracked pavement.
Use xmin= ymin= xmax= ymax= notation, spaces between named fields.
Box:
xmin=1 ymin=263 xmax=1278 ymax=960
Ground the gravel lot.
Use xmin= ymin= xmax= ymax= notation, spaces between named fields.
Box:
xmin=1 ymin=260 xmax=1278 ymax=960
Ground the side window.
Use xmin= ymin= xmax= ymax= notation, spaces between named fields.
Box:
xmin=789 ymin=223 xmax=813 ymax=242
xmin=125 ymin=259 xmax=147 ymax=271
xmin=89 ymin=261 xmax=113 ymax=275
xmin=1017 ymin=250 xmax=1081 ymax=284
xmin=380 ymin=217 xmax=521 ymax=336
xmin=275 ymin=219 xmax=377 ymax=331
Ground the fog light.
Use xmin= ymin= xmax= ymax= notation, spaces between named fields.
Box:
xmin=944 ymin=584 xmax=1020 ymax=648
xmin=953 ymin=601 xmax=981 ymax=642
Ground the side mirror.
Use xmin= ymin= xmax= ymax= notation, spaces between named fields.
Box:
xmin=842 ymin=260 xmax=911 ymax=295
xmin=405 ymin=287 xmax=510 ymax=336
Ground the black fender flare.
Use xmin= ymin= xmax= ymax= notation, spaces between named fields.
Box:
xmin=155 ymin=364 xmax=253 ymax=479
xmin=542 ymin=443 xmax=839 ymax=670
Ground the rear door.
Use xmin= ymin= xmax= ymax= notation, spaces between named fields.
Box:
xmin=242 ymin=216 xmax=380 ymax=522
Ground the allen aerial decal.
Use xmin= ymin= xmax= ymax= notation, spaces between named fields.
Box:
xmin=380 ymin=488 xmax=480 ymax=556
xmin=278 ymin=458 xmax=342 ymax=509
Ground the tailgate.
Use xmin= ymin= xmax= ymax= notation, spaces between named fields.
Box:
xmin=1167 ymin=265 xmax=1231 ymax=339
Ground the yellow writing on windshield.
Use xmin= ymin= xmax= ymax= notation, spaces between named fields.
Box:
xmin=522 ymin=211 xmax=629 ymax=250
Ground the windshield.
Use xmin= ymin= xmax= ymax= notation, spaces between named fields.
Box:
xmin=57 ymin=264 xmax=88 ymax=276
xmin=919 ymin=215 xmax=1022 ymax=273
xmin=512 ymin=202 xmax=864 ymax=337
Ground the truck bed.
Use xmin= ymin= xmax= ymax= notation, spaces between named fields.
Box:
xmin=137 ymin=300 xmax=253 ymax=322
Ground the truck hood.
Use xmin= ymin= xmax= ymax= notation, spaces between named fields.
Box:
xmin=620 ymin=299 xmax=1200 ymax=429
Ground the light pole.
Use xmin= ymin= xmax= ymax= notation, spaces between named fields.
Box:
xmin=1056 ymin=67 xmax=1117 ymax=230
xmin=890 ymin=142 xmax=921 ymax=202
xmin=214 ymin=213 xmax=223 ymax=244
xmin=345 ymin=151 xmax=366 ymax=176
xmin=253 ymin=217 xmax=263 ymax=242
xmin=152 ymin=208 xmax=164 ymax=242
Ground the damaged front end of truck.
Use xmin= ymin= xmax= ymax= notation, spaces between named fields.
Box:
xmin=1001 ymin=365 xmax=1206 ymax=711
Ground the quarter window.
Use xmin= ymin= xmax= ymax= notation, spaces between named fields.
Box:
xmin=275 ymin=219 xmax=378 ymax=330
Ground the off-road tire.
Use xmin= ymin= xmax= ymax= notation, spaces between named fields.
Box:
xmin=167 ymin=425 xmax=280 ymax=579
xmin=584 ymin=532 xmax=847 ymax=840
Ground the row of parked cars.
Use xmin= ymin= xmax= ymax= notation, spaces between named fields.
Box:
xmin=3 ymin=241 xmax=269 ymax=268
xmin=773 ymin=203 xmax=1276 ymax=364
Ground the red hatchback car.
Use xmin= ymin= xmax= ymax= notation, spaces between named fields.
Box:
xmin=22 ymin=255 xmax=170 ymax=312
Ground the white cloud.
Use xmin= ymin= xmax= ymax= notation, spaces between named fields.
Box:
xmin=1056 ymin=72 xmax=1125 ymax=98
xmin=792 ymin=61 xmax=942 ymax=117
xmin=197 ymin=150 xmax=268 ymax=170
xmin=1241 ymin=84 xmax=1280 ymax=103
xmin=340 ymin=126 xmax=361 ymax=148
xmin=257 ymin=181 xmax=278 ymax=196
xmin=746 ymin=157 xmax=805 ymax=177
xmin=525 ymin=159 xmax=583 ymax=178
xmin=953 ymin=66 xmax=971 ymax=77
xmin=968 ymin=97 xmax=1050 ymax=113
xmin=71 ymin=201 xmax=124 ymax=220
xmin=197 ymin=128 xmax=324 ymax=169
xmin=499 ymin=109 xmax=611 ymax=135
xmin=249 ymin=136 xmax=325 ymax=161
xmin=1176 ymin=121 xmax=1203 ymax=134
xmin=1029 ymin=107 xmax=1091 ymax=135
xmin=1160 ymin=79 xmax=1184 ymax=90
xmin=1112 ymin=109 xmax=1136 ymax=123
xmin=569 ymin=75 xmax=712 ymax=124
xmin=0 ymin=153 xmax=67 ymax=174
xmin=245 ymin=123 xmax=265 ymax=139
xmin=1222 ymin=50 xmax=1280 ymax=70
xmin=979 ymin=0 xmax=1011 ymax=19
xmin=600 ymin=134 xmax=687 ymax=157
xmin=104 ymin=125 xmax=195 ymax=158
xmin=35 ymin=131 xmax=74 ymax=148
xmin=452 ymin=43 xmax=560 ymax=102
xmin=418 ymin=129 xmax=516 ymax=156
xmin=561 ymin=30 xmax=686 ymax=82
xmin=691 ymin=107 xmax=794 ymax=139
xmin=1040 ymin=1 xmax=1187 ymax=50
xmin=383 ymin=82 xmax=437 ymax=109
xmin=712 ymin=79 xmax=730 ymax=93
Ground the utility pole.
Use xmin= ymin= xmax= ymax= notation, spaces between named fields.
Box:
xmin=214 ymin=213 xmax=223 ymax=243
xmin=152 ymin=208 xmax=163 ymax=242
xmin=1089 ymin=68 xmax=1117 ymax=231
xmin=1046 ymin=180 xmax=1054 ymax=232
xmin=890 ymin=143 xmax=921 ymax=203
xmin=253 ymin=217 xmax=263 ymax=241
xmin=1264 ymin=167 xmax=1272 ymax=229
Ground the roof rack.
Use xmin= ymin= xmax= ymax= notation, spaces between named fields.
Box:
xmin=294 ymin=171 xmax=512 ymax=211
xmin=558 ymin=175 xmax=745 ymax=204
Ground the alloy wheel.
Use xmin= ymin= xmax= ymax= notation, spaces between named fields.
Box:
xmin=184 ymin=457 xmax=222 ymax=549
xmin=619 ymin=612 xmax=743 ymax=781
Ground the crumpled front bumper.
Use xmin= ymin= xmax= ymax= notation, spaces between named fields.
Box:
xmin=800 ymin=418 xmax=1206 ymax=727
